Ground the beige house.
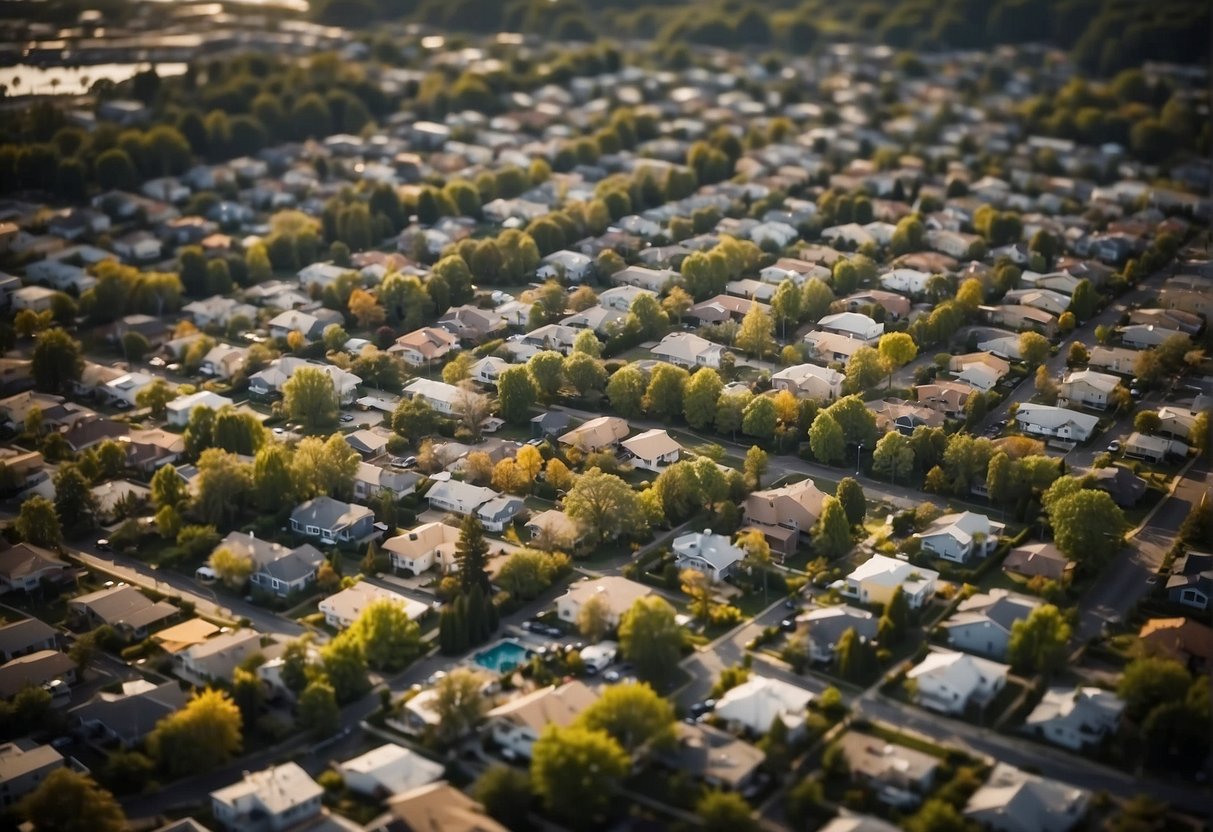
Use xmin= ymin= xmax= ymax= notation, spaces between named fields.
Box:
xmin=0 ymin=741 xmax=64 ymax=808
xmin=485 ymin=681 xmax=598 ymax=760
xmin=383 ymin=522 xmax=461 ymax=576
xmin=389 ymin=327 xmax=460 ymax=366
xmin=915 ymin=381 xmax=972 ymax=418
xmin=1157 ymin=405 xmax=1201 ymax=441
xmin=620 ymin=428 xmax=682 ymax=472
xmin=555 ymin=576 xmax=653 ymax=631
xmin=559 ymin=416 xmax=629 ymax=452
xmin=525 ymin=509 xmax=587 ymax=549
xmin=838 ymin=732 xmax=939 ymax=806
xmin=175 ymin=629 xmax=263 ymax=686
xmin=1087 ymin=345 xmax=1139 ymax=375
xmin=742 ymin=479 xmax=827 ymax=557
xmin=318 ymin=582 xmax=428 ymax=629
xmin=1057 ymin=370 xmax=1120 ymax=411
xmin=379 ymin=782 xmax=507 ymax=832
xmin=950 ymin=352 xmax=1010 ymax=391
xmin=987 ymin=304 xmax=1057 ymax=336
xmin=770 ymin=363 xmax=844 ymax=401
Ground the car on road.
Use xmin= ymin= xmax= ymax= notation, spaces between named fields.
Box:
xmin=541 ymin=625 xmax=562 ymax=637
xmin=783 ymin=597 xmax=799 ymax=609
xmin=780 ymin=617 xmax=797 ymax=632
xmin=340 ymin=414 xmax=355 ymax=423
xmin=689 ymin=699 xmax=716 ymax=717
xmin=273 ymin=427 xmax=286 ymax=435
xmin=148 ymin=356 xmax=166 ymax=368
xmin=603 ymin=663 xmax=633 ymax=683
xmin=1107 ymin=440 xmax=1121 ymax=453
xmin=95 ymin=539 xmax=111 ymax=552
xmin=526 ymin=437 xmax=546 ymax=447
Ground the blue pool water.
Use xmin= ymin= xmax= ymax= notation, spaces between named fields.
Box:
xmin=472 ymin=639 xmax=534 ymax=673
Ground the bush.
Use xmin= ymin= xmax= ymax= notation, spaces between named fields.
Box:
xmin=708 ymin=604 xmax=744 ymax=627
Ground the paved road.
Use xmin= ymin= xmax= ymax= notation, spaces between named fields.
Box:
xmin=1076 ymin=457 xmax=1209 ymax=640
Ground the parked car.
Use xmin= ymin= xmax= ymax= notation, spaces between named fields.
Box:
xmin=1107 ymin=440 xmax=1121 ymax=453
xmin=95 ymin=538 xmax=111 ymax=552
xmin=689 ymin=699 xmax=716 ymax=717
xmin=780 ymin=617 xmax=797 ymax=632
xmin=340 ymin=414 xmax=355 ymax=423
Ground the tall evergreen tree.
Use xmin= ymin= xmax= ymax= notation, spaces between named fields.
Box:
xmin=456 ymin=515 xmax=491 ymax=594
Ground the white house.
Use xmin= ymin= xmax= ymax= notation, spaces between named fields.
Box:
xmin=100 ymin=372 xmax=156 ymax=407
xmin=401 ymin=377 xmax=463 ymax=415
xmin=538 ymin=250 xmax=593 ymax=281
xmin=1087 ymin=345 xmax=1138 ymax=375
xmin=318 ymin=582 xmax=428 ymax=629
xmin=599 ymin=285 xmax=657 ymax=311
xmin=1057 ymin=370 xmax=1120 ymax=411
xmin=672 ymin=530 xmax=744 ymax=582
xmin=426 ymin=481 xmax=498 ymax=516
xmin=941 ymin=590 xmax=1039 ymax=660
xmin=651 ymin=332 xmax=726 ymax=369
xmin=470 ymin=356 xmax=510 ymax=386
xmin=382 ymin=523 xmax=461 ymax=576
xmin=175 ymin=629 xmax=262 ymax=686
xmin=817 ymin=312 xmax=884 ymax=342
xmin=165 ymin=390 xmax=234 ymax=427
xmin=1013 ymin=404 xmax=1099 ymax=442
xmin=907 ymin=650 xmax=1009 ymax=715
xmin=11 ymin=286 xmax=58 ymax=313
xmin=880 ymin=268 xmax=932 ymax=296
xmin=770 ymin=363 xmax=844 ymax=401
xmin=555 ymin=576 xmax=653 ymax=631
xmin=338 ymin=743 xmax=444 ymax=799
xmin=714 ymin=676 xmax=813 ymax=740
xmin=915 ymin=511 xmax=1001 ymax=564
xmin=1024 ymin=687 xmax=1124 ymax=751
xmin=1123 ymin=432 xmax=1188 ymax=463
xmin=964 ymin=763 xmax=1089 ymax=832
xmin=843 ymin=554 xmax=939 ymax=609
xmin=210 ymin=763 xmax=323 ymax=832
xmin=485 ymin=681 xmax=598 ymax=760
xmin=620 ymin=429 xmax=682 ymax=472
xmin=249 ymin=358 xmax=361 ymax=405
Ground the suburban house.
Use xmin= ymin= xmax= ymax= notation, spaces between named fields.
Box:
xmin=99 ymin=371 xmax=156 ymax=407
xmin=401 ymin=377 xmax=463 ymax=415
xmin=0 ymin=741 xmax=65 ymax=808
xmin=70 ymin=679 xmax=187 ymax=748
xmin=838 ymin=732 xmax=939 ymax=808
xmin=1166 ymin=551 xmax=1212 ymax=611
xmin=1119 ymin=324 xmax=1186 ymax=350
xmin=470 ymin=356 xmax=510 ymax=387
xmin=67 ymin=585 xmax=176 ymax=641
xmin=200 ymin=344 xmax=247 ymax=379
xmin=742 ymin=479 xmax=827 ymax=557
xmin=474 ymin=495 xmax=527 ymax=532
xmin=843 ymin=555 xmax=939 ymax=609
xmin=0 ymin=651 xmax=76 ymax=699
xmin=796 ymin=605 xmax=878 ymax=664
xmin=1024 ymin=687 xmax=1124 ymax=751
xmin=290 ymin=497 xmax=375 ymax=545
xmin=343 ymin=429 xmax=390 ymax=459
xmin=1087 ymin=345 xmax=1139 ymax=375
xmin=868 ymin=398 xmax=944 ymax=434
xmin=1004 ymin=541 xmax=1073 ymax=582
xmin=0 ymin=619 xmax=57 ymax=663
xmin=672 ymin=530 xmax=745 ymax=582
xmin=880 ymin=268 xmax=932 ymax=295
xmin=599 ymin=285 xmax=657 ymax=311
xmin=941 ymin=590 xmax=1039 ymax=660
xmin=656 ymin=722 xmax=765 ymax=794
xmin=1013 ymin=404 xmax=1099 ymax=442
xmin=915 ymin=381 xmax=973 ymax=418
xmin=1083 ymin=465 xmax=1147 ymax=508
xmin=964 ymin=763 xmax=1089 ymax=832
xmin=610 ymin=265 xmax=677 ymax=292
xmin=485 ymin=681 xmax=598 ymax=760
xmin=558 ymin=416 xmax=629 ymax=452
xmin=804 ymin=329 xmax=868 ymax=363
xmin=0 ymin=544 xmax=71 ymax=594
xmin=1156 ymin=405 xmax=1202 ymax=441
xmin=1138 ymin=617 xmax=1213 ymax=671
xmin=338 ymin=743 xmax=444 ymax=799
xmin=1058 ymin=370 xmax=1121 ymax=410
xmin=907 ymin=650 xmax=1009 ymax=715
xmin=266 ymin=308 xmax=344 ymax=342
xmin=620 ymin=429 xmax=682 ymax=472
xmin=522 ymin=324 xmax=579 ymax=354
xmin=175 ymin=629 xmax=264 ymax=686
xmin=214 ymin=532 xmax=326 ymax=598
xmin=375 ymin=782 xmax=508 ymax=832
xmin=770 ymin=363 xmax=844 ymax=401
xmin=249 ymin=358 xmax=361 ymax=405
xmin=383 ymin=523 xmax=462 ymax=575
xmin=319 ymin=582 xmax=428 ymax=630
xmin=915 ymin=511 xmax=1002 ymax=564
xmin=538 ymin=249 xmax=593 ymax=281
xmin=651 ymin=332 xmax=726 ymax=369
xmin=713 ymin=676 xmax=813 ymax=740
xmin=389 ymin=327 xmax=460 ymax=366
xmin=438 ymin=305 xmax=507 ymax=343
xmin=353 ymin=463 xmax=420 ymax=503
xmin=844 ymin=289 xmax=911 ymax=320
xmin=525 ymin=509 xmax=588 ymax=550
xmin=427 ymin=480 xmax=499 ymax=516
xmin=555 ymin=576 xmax=653 ymax=631
xmin=1123 ymin=432 xmax=1188 ymax=463
xmin=817 ymin=311 xmax=884 ymax=342
xmin=688 ymin=294 xmax=767 ymax=325
xmin=950 ymin=352 xmax=1010 ymax=391
xmin=210 ymin=762 xmax=323 ymax=832
xmin=165 ymin=390 xmax=234 ymax=427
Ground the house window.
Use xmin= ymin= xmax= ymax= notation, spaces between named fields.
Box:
xmin=306 ymin=525 xmax=320 ymax=535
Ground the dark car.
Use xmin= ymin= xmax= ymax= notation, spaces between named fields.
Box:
xmin=689 ymin=699 xmax=716 ymax=717
xmin=780 ymin=617 xmax=797 ymax=632
xmin=340 ymin=414 xmax=355 ymax=423
xmin=95 ymin=539 xmax=111 ymax=552
xmin=783 ymin=597 xmax=799 ymax=610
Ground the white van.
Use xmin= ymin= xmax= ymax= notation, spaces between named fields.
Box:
xmin=195 ymin=566 xmax=218 ymax=584
xmin=580 ymin=641 xmax=618 ymax=675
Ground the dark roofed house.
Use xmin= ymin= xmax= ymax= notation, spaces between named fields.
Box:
xmin=214 ymin=532 xmax=326 ymax=598
xmin=531 ymin=411 xmax=571 ymax=438
xmin=290 ymin=497 xmax=376 ymax=546
xmin=0 ymin=650 xmax=76 ymax=698
xmin=1003 ymin=542 xmax=1073 ymax=583
xmin=61 ymin=417 xmax=129 ymax=452
xmin=0 ymin=619 xmax=57 ymax=663
xmin=1084 ymin=465 xmax=1147 ymax=508
xmin=796 ymin=605 xmax=879 ymax=664
xmin=1167 ymin=552 xmax=1213 ymax=611
xmin=0 ymin=544 xmax=72 ymax=594
xmin=71 ymin=679 xmax=187 ymax=748
xmin=67 ymin=585 xmax=177 ymax=640
xmin=655 ymin=722 xmax=765 ymax=793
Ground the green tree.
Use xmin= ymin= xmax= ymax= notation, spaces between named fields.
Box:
xmin=645 ymin=363 xmax=688 ymax=421
xmin=456 ymin=514 xmax=491 ymax=594
xmin=347 ymin=597 xmax=421 ymax=672
xmin=147 ymin=689 xmax=242 ymax=777
xmin=527 ymin=350 xmax=566 ymax=402
xmin=283 ymin=366 xmax=339 ymax=431
xmin=531 ymin=724 xmax=629 ymax=822
xmin=135 ymin=379 xmax=176 ymax=419
xmin=1008 ymin=604 xmax=1071 ymax=675
xmin=474 ymin=765 xmax=532 ymax=830
xmin=495 ymin=548 xmax=567 ymax=601
xmin=835 ymin=626 xmax=876 ymax=682
xmin=877 ymin=331 xmax=918 ymax=389
xmin=1018 ymin=331 xmax=1050 ymax=367
xmin=252 ymin=442 xmax=294 ymax=512
xmin=628 ymin=293 xmax=669 ymax=338
xmin=735 ymin=303 xmax=775 ymax=359
xmin=16 ymin=495 xmax=61 ymax=547
xmin=619 ymin=596 xmax=683 ymax=686
xmin=320 ymin=630 xmax=371 ymax=703
xmin=433 ymin=667 xmax=488 ymax=741
xmin=742 ymin=395 xmax=778 ymax=440
xmin=20 ymin=769 xmax=126 ymax=832
xmin=392 ymin=396 xmax=438 ymax=443
xmin=696 ymin=790 xmax=759 ymax=832
xmin=872 ymin=431 xmax=913 ymax=480
xmin=1048 ymin=488 xmax=1127 ymax=563
xmin=563 ymin=351 xmax=607 ymax=397
xmin=564 ymin=469 xmax=646 ymax=544
xmin=836 ymin=477 xmax=866 ymax=526
xmin=577 ymin=592 xmax=612 ymax=642
xmin=1069 ymin=279 xmax=1096 ymax=321
xmin=744 ymin=445 xmax=769 ymax=489
xmin=297 ymin=677 xmax=340 ymax=738
xmin=291 ymin=434 xmax=359 ymax=500
xmin=209 ymin=545 xmax=254 ymax=589
xmin=193 ymin=448 xmax=253 ymax=528
xmin=1117 ymin=657 xmax=1192 ymax=721
xmin=606 ymin=365 xmax=647 ymax=418
xmin=683 ymin=368 xmax=724 ymax=430
xmin=823 ymin=395 xmax=879 ymax=448
xmin=905 ymin=798 xmax=969 ymax=832
xmin=809 ymin=411 xmax=845 ymax=464
xmin=845 ymin=345 xmax=885 ymax=393
xmin=279 ymin=639 xmax=314 ymax=695
xmin=497 ymin=365 xmax=538 ymax=424
xmin=577 ymin=681 xmax=676 ymax=755
xmin=150 ymin=463 xmax=188 ymax=510
xmin=813 ymin=496 xmax=852 ymax=557
xmin=801 ymin=278 xmax=834 ymax=322
xmin=31 ymin=328 xmax=83 ymax=393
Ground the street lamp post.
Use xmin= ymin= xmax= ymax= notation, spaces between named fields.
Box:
xmin=856 ymin=442 xmax=863 ymax=476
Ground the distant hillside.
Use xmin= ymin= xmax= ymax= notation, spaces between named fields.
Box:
xmin=312 ymin=0 xmax=1209 ymax=77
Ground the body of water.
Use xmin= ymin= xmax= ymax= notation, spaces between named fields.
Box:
xmin=0 ymin=62 xmax=188 ymax=97
xmin=472 ymin=639 xmax=534 ymax=674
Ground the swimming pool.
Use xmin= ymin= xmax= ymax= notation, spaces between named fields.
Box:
xmin=472 ymin=639 xmax=534 ymax=674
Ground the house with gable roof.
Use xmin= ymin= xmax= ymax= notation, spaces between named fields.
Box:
xmin=672 ymin=530 xmax=744 ymax=582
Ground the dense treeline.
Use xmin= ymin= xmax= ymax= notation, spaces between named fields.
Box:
xmin=312 ymin=0 xmax=1208 ymax=77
